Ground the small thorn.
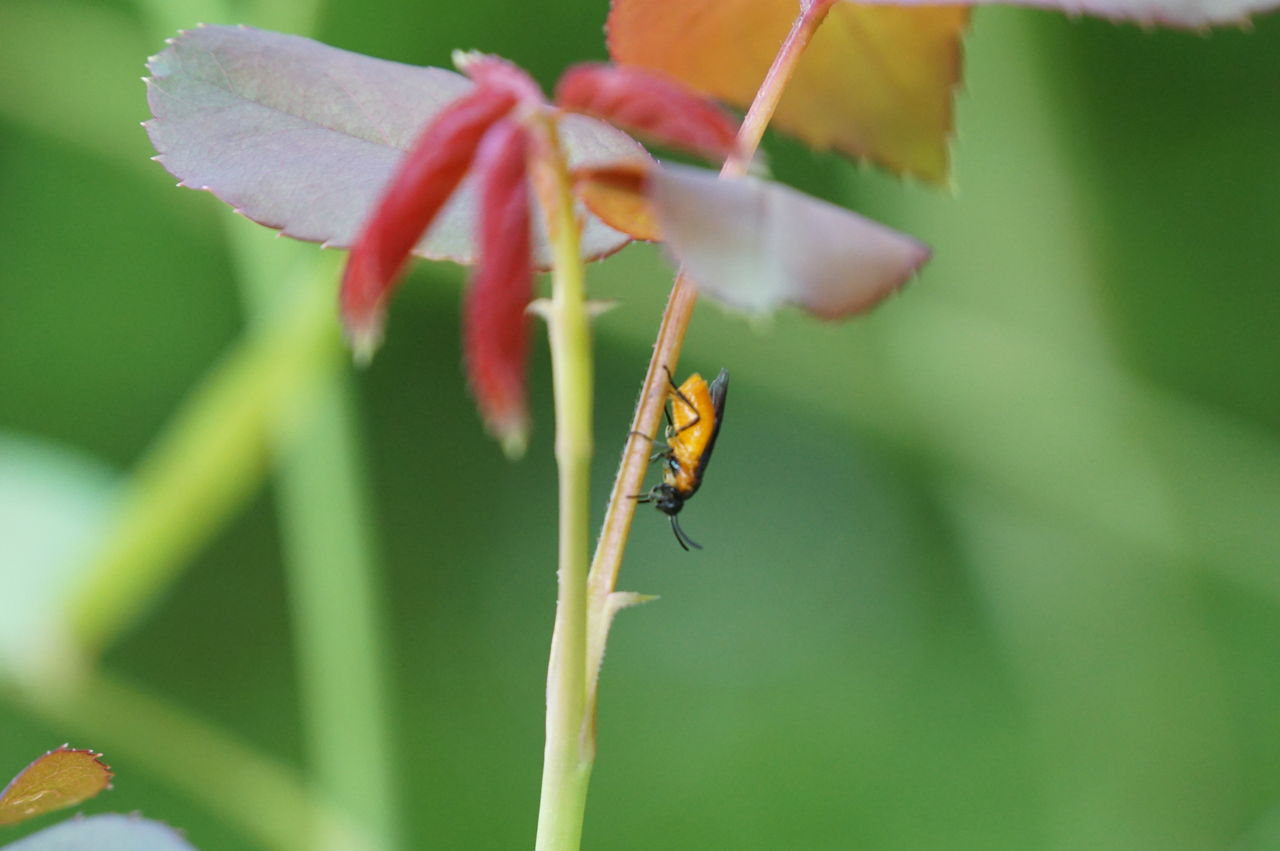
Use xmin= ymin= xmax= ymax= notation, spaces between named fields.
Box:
xmin=586 ymin=299 xmax=619 ymax=318
xmin=526 ymin=298 xmax=552 ymax=319
xmin=608 ymin=591 xmax=659 ymax=611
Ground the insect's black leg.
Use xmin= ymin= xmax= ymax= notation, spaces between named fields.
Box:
xmin=629 ymin=429 xmax=672 ymax=464
xmin=662 ymin=365 xmax=680 ymax=392
xmin=671 ymin=409 xmax=702 ymax=435
xmin=627 ymin=428 xmax=675 ymax=466
xmin=662 ymin=403 xmax=691 ymax=442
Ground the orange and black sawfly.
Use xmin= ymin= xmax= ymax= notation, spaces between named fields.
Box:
xmin=636 ymin=367 xmax=729 ymax=551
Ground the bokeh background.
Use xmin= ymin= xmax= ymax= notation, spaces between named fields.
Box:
xmin=2 ymin=0 xmax=1279 ymax=848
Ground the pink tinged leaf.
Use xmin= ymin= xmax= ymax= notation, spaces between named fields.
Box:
xmin=555 ymin=64 xmax=740 ymax=163
xmin=145 ymin=27 xmax=642 ymax=265
xmin=340 ymin=86 xmax=517 ymax=356
xmin=2 ymin=814 xmax=198 ymax=851
xmin=0 ymin=746 xmax=113 ymax=827
xmin=648 ymin=164 xmax=930 ymax=319
xmin=465 ymin=121 xmax=534 ymax=457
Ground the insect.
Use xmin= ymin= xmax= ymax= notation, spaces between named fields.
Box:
xmin=635 ymin=367 xmax=729 ymax=551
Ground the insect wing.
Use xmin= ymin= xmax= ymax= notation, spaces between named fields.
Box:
xmin=707 ymin=368 xmax=729 ymax=421
xmin=694 ymin=368 xmax=729 ymax=481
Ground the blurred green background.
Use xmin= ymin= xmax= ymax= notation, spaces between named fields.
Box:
xmin=2 ymin=0 xmax=1279 ymax=848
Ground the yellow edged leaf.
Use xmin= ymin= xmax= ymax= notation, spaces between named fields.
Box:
xmin=572 ymin=164 xmax=663 ymax=242
xmin=608 ymin=0 xmax=969 ymax=184
xmin=0 ymin=746 xmax=113 ymax=826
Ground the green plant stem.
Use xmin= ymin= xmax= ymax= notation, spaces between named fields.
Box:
xmin=272 ymin=374 xmax=398 ymax=851
xmin=4 ymin=669 xmax=372 ymax=851
xmin=533 ymin=118 xmax=596 ymax=851
xmin=97 ymin=9 xmax=393 ymax=851
xmin=584 ymin=0 xmax=838 ymax=692
xmin=219 ymin=3 xmax=397 ymax=847
xmin=229 ymin=223 xmax=399 ymax=851
xmin=65 ymin=263 xmax=341 ymax=659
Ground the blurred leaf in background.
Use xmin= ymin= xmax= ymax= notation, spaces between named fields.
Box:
xmin=0 ymin=0 xmax=1278 ymax=849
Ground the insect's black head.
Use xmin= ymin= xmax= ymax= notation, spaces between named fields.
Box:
xmin=648 ymin=484 xmax=701 ymax=550
xmin=631 ymin=476 xmax=701 ymax=550
xmin=648 ymin=483 xmax=684 ymax=516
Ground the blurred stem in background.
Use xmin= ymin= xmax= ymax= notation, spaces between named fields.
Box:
xmin=64 ymin=254 xmax=341 ymax=658
xmin=854 ymin=13 xmax=1243 ymax=847
xmin=229 ymin=223 xmax=399 ymax=851
xmin=227 ymin=5 xmax=401 ymax=841
xmin=7 ymin=668 xmax=371 ymax=851
xmin=54 ymin=2 xmax=401 ymax=849
xmin=59 ymin=191 xmax=396 ymax=851
xmin=225 ymin=0 xmax=402 ymax=841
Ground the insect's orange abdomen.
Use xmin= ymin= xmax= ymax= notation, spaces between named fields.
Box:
xmin=664 ymin=373 xmax=718 ymax=497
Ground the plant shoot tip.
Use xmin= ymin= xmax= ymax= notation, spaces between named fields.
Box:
xmin=346 ymin=322 xmax=384 ymax=366
xmin=498 ymin=428 xmax=529 ymax=460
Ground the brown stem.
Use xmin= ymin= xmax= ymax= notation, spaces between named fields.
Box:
xmin=584 ymin=0 xmax=838 ymax=699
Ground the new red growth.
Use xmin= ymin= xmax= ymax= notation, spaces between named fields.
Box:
xmin=466 ymin=120 xmax=534 ymax=454
xmin=556 ymin=64 xmax=740 ymax=163
xmin=340 ymin=87 xmax=518 ymax=360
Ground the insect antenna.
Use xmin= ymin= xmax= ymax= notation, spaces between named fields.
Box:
xmin=669 ymin=515 xmax=702 ymax=551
